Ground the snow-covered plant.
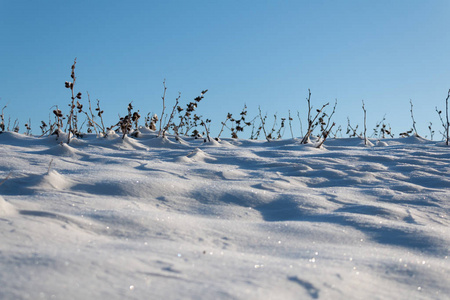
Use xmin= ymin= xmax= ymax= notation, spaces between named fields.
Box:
xmin=51 ymin=105 xmax=64 ymax=136
xmin=119 ymin=102 xmax=140 ymax=139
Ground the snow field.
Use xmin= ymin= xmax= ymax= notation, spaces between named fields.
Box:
xmin=0 ymin=131 xmax=449 ymax=299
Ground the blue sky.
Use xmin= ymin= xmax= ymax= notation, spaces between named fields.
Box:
xmin=1 ymin=0 xmax=449 ymax=139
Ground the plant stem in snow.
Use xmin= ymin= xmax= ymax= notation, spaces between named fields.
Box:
xmin=410 ymin=100 xmax=419 ymax=137
xmin=362 ymin=100 xmax=367 ymax=145
xmin=158 ymin=80 xmax=167 ymax=137
xmin=446 ymin=89 xmax=450 ymax=145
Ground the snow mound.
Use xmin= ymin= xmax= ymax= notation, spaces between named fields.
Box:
xmin=202 ymin=138 xmax=221 ymax=147
xmin=178 ymin=148 xmax=217 ymax=163
xmin=143 ymin=136 xmax=189 ymax=149
xmin=41 ymin=143 xmax=85 ymax=158
xmin=37 ymin=170 xmax=76 ymax=190
xmin=0 ymin=196 xmax=16 ymax=215
xmin=376 ymin=140 xmax=389 ymax=147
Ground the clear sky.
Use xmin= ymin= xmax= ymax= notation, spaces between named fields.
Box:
xmin=1 ymin=0 xmax=449 ymax=139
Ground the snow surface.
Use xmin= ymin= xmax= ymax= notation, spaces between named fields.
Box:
xmin=0 ymin=131 xmax=449 ymax=299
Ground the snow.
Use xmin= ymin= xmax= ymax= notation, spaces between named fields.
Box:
xmin=0 ymin=131 xmax=449 ymax=299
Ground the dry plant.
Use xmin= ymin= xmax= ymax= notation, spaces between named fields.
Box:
xmin=145 ymin=113 xmax=158 ymax=131
xmin=296 ymin=111 xmax=304 ymax=137
xmin=175 ymin=89 xmax=208 ymax=136
xmin=0 ymin=104 xmax=7 ymax=133
xmin=316 ymin=122 xmax=335 ymax=148
xmin=200 ymin=118 xmax=212 ymax=142
xmin=218 ymin=105 xmax=254 ymax=139
xmin=409 ymin=100 xmax=420 ymax=137
xmin=51 ymin=105 xmax=64 ymax=136
xmin=346 ymin=118 xmax=363 ymax=139
xmin=435 ymin=89 xmax=450 ymax=145
xmin=371 ymin=115 xmax=385 ymax=138
xmin=108 ymin=102 xmax=140 ymax=139
xmin=11 ymin=59 xmax=450 ymax=146
xmin=400 ymin=100 xmax=421 ymax=138
xmin=362 ymin=101 xmax=368 ymax=145
xmin=276 ymin=117 xmax=286 ymax=139
xmin=333 ymin=125 xmax=342 ymax=138
xmin=161 ymin=92 xmax=181 ymax=138
xmin=40 ymin=121 xmax=48 ymax=135
xmin=316 ymin=99 xmax=337 ymax=148
xmin=0 ymin=172 xmax=12 ymax=186
xmin=300 ymin=90 xmax=330 ymax=144
xmin=82 ymin=92 xmax=106 ymax=136
xmin=65 ymin=58 xmax=82 ymax=144
xmin=428 ymin=122 xmax=435 ymax=140
xmin=158 ymin=80 xmax=167 ymax=136
xmin=24 ymin=119 xmax=32 ymax=135
xmin=371 ymin=115 xmax=393 ymax=139
xmin=257 ymin=106 xmax=270 ymax=142
xmin=288 ymin=111 xmax=294 ymax=139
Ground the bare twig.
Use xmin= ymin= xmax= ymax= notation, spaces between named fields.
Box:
xmin=47 ymin=159 xmax=54 ymax=174
xmin=0 ymin=172 xmax=11 ymax=186
xmin=158 ymin=80 xmax=167 ymax=136
xmin=362 ymin=100 xmax=368 ymax=145
xmin=446 ymin=89 xmax=450 ymax=145
xmin=288 ymin=110 xmax=294 ymax=139
xmin=316 ymin=122 xmax=336 ymax=148
xmin=410 ymin=100 xmax=419 ymax=137
xmin=296 ymin=111 xmax=303 ymax=137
